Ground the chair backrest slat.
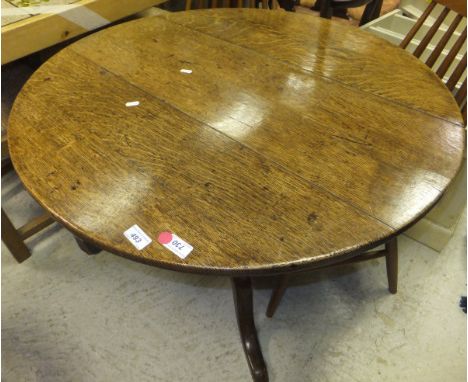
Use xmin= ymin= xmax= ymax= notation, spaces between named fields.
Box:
xmin=455 ymin=78 xmax=467 ymax=105
xmin=446 ymin=52 xmax=467 ymax=90
xmin=426 ymin=14 xmax=463 ymax=67
xmin=400 ymin=0 xmax=467 ymax=125
xmin=436 ymin=26 xmax=467 ymax=78
xmin=400 ymin=1 xmax=436 ymax=49
xmin=413 ymin=6 xmax=450 ymax=58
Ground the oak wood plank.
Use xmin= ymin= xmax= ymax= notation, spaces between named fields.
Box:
xmin=8 ymin=49 xmax=395 ymax=274
xmin=69 ymin=14 xmax=465 ymax=229
xmin=158 ymin=9 xmax=463 ymax=125
xmin=7 ymin=10 xmax=465 ymax=275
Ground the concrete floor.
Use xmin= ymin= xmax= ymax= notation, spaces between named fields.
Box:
xmin=2 ymin=169 xmax=466 ymax=382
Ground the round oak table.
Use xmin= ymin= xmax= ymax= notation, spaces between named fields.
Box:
xmin=8 ymin=9 xmax=465 ymax=382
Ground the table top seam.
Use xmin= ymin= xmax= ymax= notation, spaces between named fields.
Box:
xmin=68 ymin=47 xmax=401 ymax=234
xmin=158 ymin=11 xmax=464 ymax=129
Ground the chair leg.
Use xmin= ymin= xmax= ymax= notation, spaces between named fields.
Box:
xmin=1 ymin=208 xmax=31 ymax=263
xmin=312 ymin=0 xmax=322 ymax=10
xmin=266 ymin=274 xmax=290 ymax=318
xmin=385 ymin=237 xmax=398 ymax=294
xmin=359 ymin=0 xmax=383 ymax=26
xmin=277 ymin=0 xmax=296 ymax=11
xmin=266 ymin=238 xmax=397 ymax=318
xmin=319 ymin=0 xmax=333 ymax=18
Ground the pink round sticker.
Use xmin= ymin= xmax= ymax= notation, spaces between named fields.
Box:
xmin=158 ymin=231 xmax=173 ymax=245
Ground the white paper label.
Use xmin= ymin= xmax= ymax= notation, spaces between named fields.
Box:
xmin=125 ymin=101 xmax=140 ymax=107
xmin=124 ymin=224 xmax=152 ymax=250
xmin=180 ymin=69 xmax=192 ymax=74
xmin=158 ymin=231 xmax=193 ymax=259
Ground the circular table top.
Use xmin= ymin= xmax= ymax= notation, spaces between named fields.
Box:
xmin=9 ymin=9 xmax=465 ymax=276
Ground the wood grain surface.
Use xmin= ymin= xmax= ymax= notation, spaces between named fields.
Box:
xmin=8 ymin=9 xmax=466 ymax=275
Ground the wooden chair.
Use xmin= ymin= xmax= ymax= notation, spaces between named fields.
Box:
xmin=185 ymin=0 xmax=280 ymax=10
xmin=2 ymin=140 xmax=55 ymax=263
xmin=400 ymin=0 xmax=467 ymax=124
xmin=313 ymin=0 xmax=384 ymax=26
xmin=1 ymin=62 xmax=55 ymax=263
xmin=266 ymin=0 xmax=467 ymax=318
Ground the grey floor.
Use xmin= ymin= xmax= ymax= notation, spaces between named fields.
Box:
xmin=2 ymin=170 xmax=467 ymax=382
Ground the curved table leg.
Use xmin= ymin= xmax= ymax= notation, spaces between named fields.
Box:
xmin=231 ymin=277 xmax=268 ymax=382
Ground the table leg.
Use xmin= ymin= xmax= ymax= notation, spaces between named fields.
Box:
xmin=74 ymin=236 xmax=102 ymax=255
xmin=231 ymin=277 xmax=268 ymax=382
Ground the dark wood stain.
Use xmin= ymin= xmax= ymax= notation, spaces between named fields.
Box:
xmin=7 ymin=10 xmax=465 ymax=276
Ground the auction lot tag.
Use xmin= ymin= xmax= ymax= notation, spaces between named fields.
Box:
xmin=124 ymin=224 xmax=152 ymax=250
xmin=158 ymin=231 xmax=193 ymax=259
